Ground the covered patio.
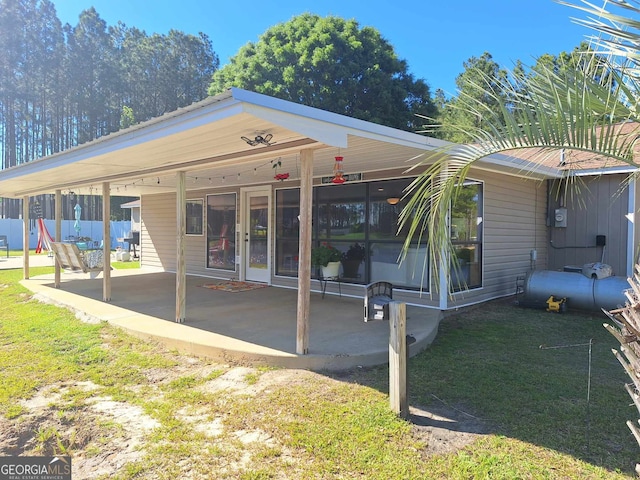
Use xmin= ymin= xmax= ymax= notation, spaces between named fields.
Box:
xmin=23 ymin=268 xmax=441 ymax=370
xmin=0 ymin=87 xmax=456 ymax=360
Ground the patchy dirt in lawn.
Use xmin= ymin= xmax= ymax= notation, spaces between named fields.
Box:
xmin=410 ymin=403 xmax=488 ymax=457
xmin=0 ymin=353 xmax=486 ymax=478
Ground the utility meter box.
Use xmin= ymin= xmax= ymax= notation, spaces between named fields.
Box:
xmin=554 ymin=208 xmax=568 ymax=228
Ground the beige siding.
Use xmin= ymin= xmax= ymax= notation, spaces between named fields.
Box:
xmin=141 ymin=188 xmax=241 ymax=279
xmin=140 ymin=168 xmax=548 ymax=310
xmin=140 ymin=194 xmax=174 ymax=270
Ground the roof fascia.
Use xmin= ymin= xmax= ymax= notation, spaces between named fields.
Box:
xmin=477 ymin=152 xmax=564 ymax=179
xmin=571 ymin=165 xmax=638 ymax=176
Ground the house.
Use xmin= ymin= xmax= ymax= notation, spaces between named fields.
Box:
xmin=501 ymin=122 xmax=640 ymax=280
xmin=120 ymin=199 xmax=141 ymax=234
xmin=0 ymin=88 xmax=632 ymax=354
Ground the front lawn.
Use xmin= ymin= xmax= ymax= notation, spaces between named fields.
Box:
xmin=0 ymin=267 xmax=635 ymax=478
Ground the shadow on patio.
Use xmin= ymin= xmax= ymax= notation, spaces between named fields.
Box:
xmin=23 ymin=268 xmax=442 ymax=371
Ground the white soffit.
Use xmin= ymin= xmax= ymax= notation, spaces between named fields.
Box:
xmin=0 ymin=87 xmax=498 ymax=198
xmin=234 ymin=88 xmax=445 ymax=151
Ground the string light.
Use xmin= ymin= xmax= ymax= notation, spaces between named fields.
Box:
xmin=109 ymin=155 xmax=298 ymax=191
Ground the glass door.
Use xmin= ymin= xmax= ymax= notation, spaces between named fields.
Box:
xmin=244 ymin=190 xmax=270 ymax=283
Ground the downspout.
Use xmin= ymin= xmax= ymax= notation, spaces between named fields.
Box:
xmin=627 ymin=177 xmax=636 ymax=277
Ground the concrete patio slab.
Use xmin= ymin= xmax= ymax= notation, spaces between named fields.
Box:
xmin=14 ymin=265 xmax=442 ymax=371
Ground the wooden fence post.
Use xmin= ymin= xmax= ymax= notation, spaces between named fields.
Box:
xmin=389 ymin=301 xmax=408 ymax=419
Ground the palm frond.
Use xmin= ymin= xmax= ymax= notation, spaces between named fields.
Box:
xmin=556 ymin=1 xmax=640 ymax=68
xmin=402 ymin=51 xmax=640 ymax=293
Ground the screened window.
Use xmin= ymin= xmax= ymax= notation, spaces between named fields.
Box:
xmin=368 ymin=179 xmax=426 ymax=289
xmin=274 ymin=178 xmax=430 ymax=290
xmin=186 ymin=199 xmax=203 ymax=235
xmin=316 ymin=183 xmax=366 ymax=279
xmin=207 ymin=193 xmax=236 ymax=270
xmin=450 ymin=181 xmax=483 ymax=290
xmin=275 ymin=188 xmax=301 ymax=276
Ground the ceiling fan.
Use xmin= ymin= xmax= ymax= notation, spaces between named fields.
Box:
xmin=241 ymin=134 xmax=274 ymax=147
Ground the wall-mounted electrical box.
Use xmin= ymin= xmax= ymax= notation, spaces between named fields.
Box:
xmin=554 ymin=208 xmax=567 ymax=228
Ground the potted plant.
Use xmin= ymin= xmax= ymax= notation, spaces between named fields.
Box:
xmin=341 ymin=242 xmax=366 ymax=278
xmin=311 ymin=243 xmax=342 ymax=278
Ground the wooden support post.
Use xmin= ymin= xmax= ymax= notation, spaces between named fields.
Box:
xmin=102 ymin=183 xmax=111 ymax=301
xmin=296 ymin=149 xmax=314 ymax=354
xmin=389 ymin=301 xmax=408 ymax=419
xmin=54 ymin=189 xmax=62 ymax=288
xmin=176 ymin=171 xmax=186 ymax=323
xmin=23 ymin=196 xmax=29 ymax=279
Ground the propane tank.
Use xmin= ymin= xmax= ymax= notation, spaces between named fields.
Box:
xmin=522 ymin=270 xmax=629 ymax=311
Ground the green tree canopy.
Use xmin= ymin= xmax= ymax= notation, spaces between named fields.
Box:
xmin=209 ymin=14 xmax=436 ymax=131
xmin=435 ymin=52 xmax=511 ymax=142
xmin=0 ymin=0 xmax=218 ymax=218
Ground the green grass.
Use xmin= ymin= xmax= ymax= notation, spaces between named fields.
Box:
xmin=415 ymin=303 xmax=631 ymax=468
xmin=0 ymin=268 xmax=636 ymax=478
xmin=112 ymin=259 xmax=140 ymax=269
xmin=357 ymin=300 xmax=636 ymax=477
xmin=0 ymin=267 xmax=172 ymax=406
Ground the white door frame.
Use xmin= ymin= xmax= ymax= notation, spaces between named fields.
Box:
xmin=240 ymin=186 xmax=272 ymax=283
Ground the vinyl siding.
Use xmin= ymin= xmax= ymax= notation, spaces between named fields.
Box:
xmin=547 ymin=174 xmax=629 ymax=276
xmin=140 ymin=189 xmax=241 ymax=279
xmin=139 ymin=168 xmax=548 ymax=310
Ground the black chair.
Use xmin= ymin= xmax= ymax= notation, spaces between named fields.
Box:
xmin=364 ymin=281 xmax=393 ymax=322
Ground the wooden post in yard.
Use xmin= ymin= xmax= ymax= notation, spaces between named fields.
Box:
xmin=389 ymin=301 xmax=408 ymax=419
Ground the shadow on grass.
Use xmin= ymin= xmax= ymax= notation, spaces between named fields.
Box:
xmin=329 ymin=298 xmax=636 ymax=475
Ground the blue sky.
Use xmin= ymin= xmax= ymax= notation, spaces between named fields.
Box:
xmin=54 ymin=0 xmax=591 ymax=95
